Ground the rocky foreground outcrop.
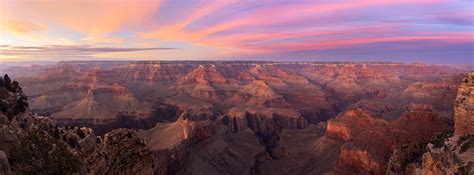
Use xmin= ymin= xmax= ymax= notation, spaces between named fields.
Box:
xmin=87 ymin=129 xmax=154 ymax=174
xmin=387 ymin=72 xmax=474 ymax=175
xmin=0 ymin=74 xmax=83 ymax=174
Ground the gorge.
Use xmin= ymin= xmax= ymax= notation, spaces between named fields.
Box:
xmin=0 ymin=61 xmax=472 ymax=174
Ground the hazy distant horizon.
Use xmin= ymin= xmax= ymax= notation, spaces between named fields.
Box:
xmin=1 ymin=58 xmax=473 ymax=67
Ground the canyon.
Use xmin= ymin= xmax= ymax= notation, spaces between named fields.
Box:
xmin=0 ymin=61 xmax=472 ymax=174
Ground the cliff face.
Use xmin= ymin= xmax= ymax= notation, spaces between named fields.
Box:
xmin=137 ymin=117 xmax=217 ymax=174
xmin=387 ymin=72 xmax=474 ymax=175
xmin=223 ymin=109 xmax=308 ymax=135
xmin=417 ymin=72 xmax=474 ymax=175
xmin=454 ymin=72 xmax=474 ymax=135
xmin=87 ymin=129 xmax=154 ymax=175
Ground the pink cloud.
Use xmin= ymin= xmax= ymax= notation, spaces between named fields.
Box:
xmin=189 ymin=0 xmax=447 ymax=39
xmin=240 ymin=33 xmax=473 ymax=52
xmin=1 ymin=0 xmax=162 ymax=41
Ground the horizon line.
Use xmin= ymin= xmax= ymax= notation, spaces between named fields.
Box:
xmin=1 ymin=59 xmax=473 ymax=66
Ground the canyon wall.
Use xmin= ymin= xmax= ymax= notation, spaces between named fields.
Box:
xmin=387 ymin=72 xmax=474 ymax=175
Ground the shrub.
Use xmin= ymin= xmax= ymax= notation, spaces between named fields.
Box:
xmin=67 ymin=136 xmax=79 ymax=148
xmin=0 ymin=75 xmax=29 ymax=117
xmin=0 ymin=100 xmax=7 ymax=113
xmin=51 ymin=126 xmax=60 ymax=139
xmin=77 ymin=128 xmax=86 ymax=139
xmin=10 ymin=81 xmax=20 ymax=93
xmin=3 ymin=74 xmax=11 ymax=89
xmin=14 ymin=94 xmax=28 ymax=113
xmin=62 ymin=134 xmax=68 ymax=142
xmin=9 ymin=130 xmax=82 ymax=174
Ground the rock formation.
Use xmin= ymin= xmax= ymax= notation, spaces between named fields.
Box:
xmin=87 ymin=129 xmax=154 ymax=174
xmin=455 ymin=72 xmax=474 ymax=135
xmin=326 ymin=109 xmax=453 ymax=174
xmin=387 ymin=72 xmax=474 ymax=175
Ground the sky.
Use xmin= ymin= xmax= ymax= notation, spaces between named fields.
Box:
xmin=0 ymin=0 xmax=473 ymax=64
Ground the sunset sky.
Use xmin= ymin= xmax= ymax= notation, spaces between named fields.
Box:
xmin=0 ymin=0 xmax=473 ymax=64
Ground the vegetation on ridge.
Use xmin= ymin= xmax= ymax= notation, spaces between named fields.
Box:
xmin=0 ymin=74 xmax=82 ymax=174
xmin=0 ymin=74 xmax=29 ymax=119
xmin=9 ymin=130 xmax=81 ymax=174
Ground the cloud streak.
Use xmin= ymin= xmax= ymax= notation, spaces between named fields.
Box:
xmin=0 ymin=45 xmax=174 ymax=57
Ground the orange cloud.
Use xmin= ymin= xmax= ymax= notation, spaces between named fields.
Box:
xmin=1 ymin=0 xmax=162 ymax=40
xmin=1 ymin=20 xmax=46 ymax=35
